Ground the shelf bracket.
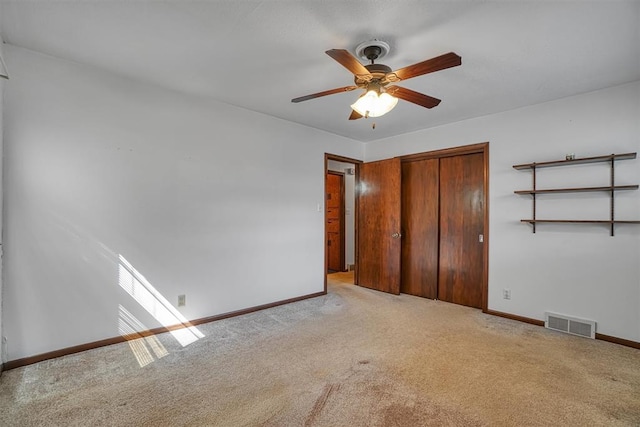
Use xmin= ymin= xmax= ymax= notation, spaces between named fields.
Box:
xmin=610 ymin=155 xmax=615 ymax=236
xmin=532 ymin=163 xmax=537 ymax=233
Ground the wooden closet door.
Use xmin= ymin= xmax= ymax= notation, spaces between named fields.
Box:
xmin=357 ymin=158 xmax=401 ymax=294
xmin=401 ymin=159 xmax=439 ymax=298
xmin=326 ymin=172 xmax=344 ymax=271
xmin=438 ymin=153 xmax=484 ymax=308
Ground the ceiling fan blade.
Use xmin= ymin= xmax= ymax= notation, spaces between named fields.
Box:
xmin=388 ymin=52 xmax=461 ymax=82
xmin=348 ymin=110 xmax=363 ymax=120
xmin=386 ymin=86 xmax=441 ymax=109
xmin=326 ymin=49 xmax=372 ymax=79
xmin=291 ymin=85 xmax=358 ymax=103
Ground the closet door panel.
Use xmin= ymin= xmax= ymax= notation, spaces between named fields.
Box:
xmin=357 ymin=158 xmax=402 ymax=294
xmin=438 ymin=153 xmax=484 ymax=308
xmin=401 ymin=159 xmax=439 ymax=298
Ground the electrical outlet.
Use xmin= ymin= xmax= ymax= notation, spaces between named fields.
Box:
xmin=503 ymin=289 xmax=511 ymax=300
xmin=178 ymin=294 xmax=186 ymax=307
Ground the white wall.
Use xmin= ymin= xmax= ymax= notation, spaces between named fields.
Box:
xmin=366 ymin=81 xmax=640 ymax=342
xmin=327 ymin=160 xmax=356 ymax=269
xmin=2 ymin=45 xmax=364 ymax=361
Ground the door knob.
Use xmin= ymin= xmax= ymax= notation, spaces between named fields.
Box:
xmin=392 ymin=232 xmax=402 ymax=239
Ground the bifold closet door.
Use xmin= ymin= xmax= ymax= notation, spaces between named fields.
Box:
xmin=438 ymin=153 xmax=484 ymax=308
xmin=357 ymin=158 xmax=401 ymax=294
xmin=401 ymin=159 xmax=439 ymax=298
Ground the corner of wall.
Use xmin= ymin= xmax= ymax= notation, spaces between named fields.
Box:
xmin=0 ymin=10 xmax=6 ymax=373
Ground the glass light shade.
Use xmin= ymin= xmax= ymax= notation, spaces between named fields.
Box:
xmin=350 ymin=90 xmax=398 ymax=118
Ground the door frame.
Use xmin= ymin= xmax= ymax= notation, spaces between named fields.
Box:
xmin=400 ymin=142 xmax=490 ymax=311
xmin=324 ymin=153 xmax=362 ymax=293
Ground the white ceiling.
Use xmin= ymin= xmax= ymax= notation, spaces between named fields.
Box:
xmin=1 ymin=1 xmax=639 ymax=142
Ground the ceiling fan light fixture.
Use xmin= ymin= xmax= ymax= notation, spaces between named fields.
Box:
xmin=350 ymin=90 xmax=398 ymax=118
xmin=292 ymin=47 xmax=461 ymax=121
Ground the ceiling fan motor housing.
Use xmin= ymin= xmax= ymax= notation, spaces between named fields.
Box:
xmin=354 ymin=40 xmax=393 ymax=87
xmin=355 ymin=63 xmax=392 ymax=86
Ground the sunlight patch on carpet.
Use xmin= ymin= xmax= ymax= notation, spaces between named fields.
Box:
xmin=118 ymin=305 xmax=169 ymax=367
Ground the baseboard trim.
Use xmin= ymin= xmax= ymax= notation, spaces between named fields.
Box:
xmin=4 ymin=291 xmax=327 ymax=371
xmin=595 ymin=333 xmax=640 ymax=349
xmin=484 ymin=309 xmax=545 ymax=327
xmin=4 ymin=336 xmax=126 ymax=370
xmin=187 ymin=291 xmax=326 ymax=327
xmin=485 ymin=309 xmax=640 ymax=349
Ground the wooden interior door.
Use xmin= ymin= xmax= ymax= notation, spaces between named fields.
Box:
xmin=326 ymin=172 xmax=345 ymax=272
xmin=438 ymin=153 xmax=485 ymax=308
xmin=401 ymin=159 xmax=439 ymax=298
xmin=357 ymin=158 xmax=401 ymax=294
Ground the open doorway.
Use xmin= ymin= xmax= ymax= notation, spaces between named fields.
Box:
xmin=325 ymin=154 xmax=360 ymax=289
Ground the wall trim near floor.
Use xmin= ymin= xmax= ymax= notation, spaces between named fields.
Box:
xmin=595 ymin=333 xmax=640 ymax=349
xmin=484 ymin=309 xmax=545 ymax=327
xmin=485 ymin=309 xmax=640 ymax=349
xmin=3 ymin=291 xmax=327 ymax=371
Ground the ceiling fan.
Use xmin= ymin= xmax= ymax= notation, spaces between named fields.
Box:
xmin=291 ymin=41 xmax=461 ymax=120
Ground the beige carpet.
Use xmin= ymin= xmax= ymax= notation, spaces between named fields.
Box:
xmin=1 ymin=273 xmax=639 ymax=426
